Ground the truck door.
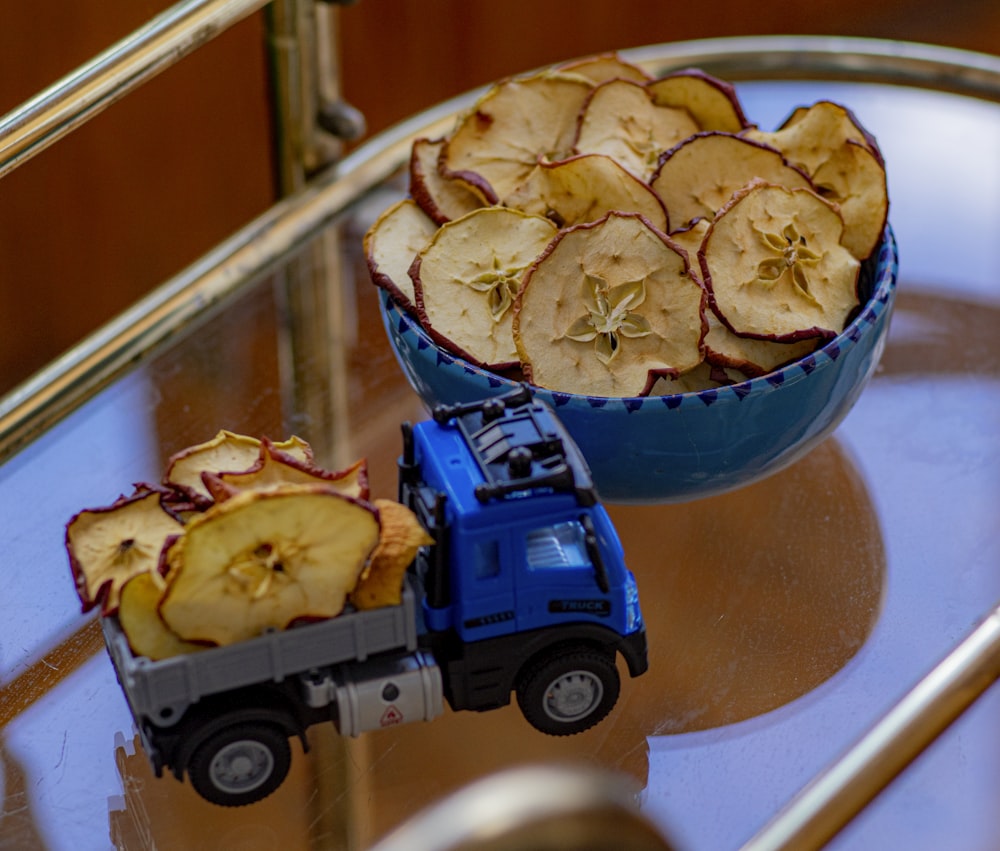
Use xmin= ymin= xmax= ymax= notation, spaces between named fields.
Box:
xmin=452 ymin=533 xmax=518 ymax=642
xmin=514 ymin=518 xmax=615 ymax=632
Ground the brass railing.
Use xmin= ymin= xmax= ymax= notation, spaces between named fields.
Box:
xmin=0 ymin=0 xmax=270 ymax=179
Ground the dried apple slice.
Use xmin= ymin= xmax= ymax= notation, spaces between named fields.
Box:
xmin=810 ymin=140 xmax=888 ymax=261
xmin=364 ymin=197 xmax=440 ymax=314
xmin=666 ymin=218 xmax=710 ymax=280
xmin=441 ymin=70 xmax=593 ymax=204
xmin=574 ymin=78 xmax=699 ymax=181
xmin=556 ymin=51 xmax=652 ymax=84
xmin=412 ymin=207 xmax=558 ymax=368
xmin=66 ymin=491 xmax=185 ymax=614
xmin=350 ymin=499 xmax=433 ymax=611
xmin=269 ymin=436 xmax=310 ymax=458
xmin=504 ymin=153 xmax=668 ymax=231
xmin=128 ymin=481 xmax=201 ymax=522
xmin=650 ymin=132 xmax=813 ymax=231
xmin=203 ymin=441 xmax=369 ymax=503
xmin=514 ymin=211 xmax=705 ymax=397
xmin=746 ymin=100 xmax=882 ymax=168
xmin=744 ymin=101 xmax=888 ymax=259
xmin=700 ymin=181 xmax=861 ymax=341
xmin=409 ymin=137 xmax=483 ymax=225
xmin=118 ymin=571 xmax=204 ymax=660
xmin=703 ymin=311 xmax=820 ymax=377
xmin=651 ymin=361 xmax=747 ymax=394
xmin=646 ymin=69 xmax=750 ymax=133
xmin=164 ymin=431 xmax=312 ymax=503
xmin=159 ymin=485 xmax=380 ymax=646
xmin=165 ymin=430 xmax=262 ymax=502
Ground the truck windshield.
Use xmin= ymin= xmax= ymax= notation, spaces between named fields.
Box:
xmin=525 ymin=521 xmax=590 ymax=569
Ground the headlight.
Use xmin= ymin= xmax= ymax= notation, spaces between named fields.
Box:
xmin=624 ymin=573 xmax=642 ymax=633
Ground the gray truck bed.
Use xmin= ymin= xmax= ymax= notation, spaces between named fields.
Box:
xmin=102 ymin=580 xmax=419 ymax=727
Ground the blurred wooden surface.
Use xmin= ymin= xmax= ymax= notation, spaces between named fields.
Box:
xmin=0 ymin=2 xmax=276 ymax=396
xmin=337 ymin=0 xmax=1000 ymax=139
xmin=1 ymin=0 xmax=999 ymax=397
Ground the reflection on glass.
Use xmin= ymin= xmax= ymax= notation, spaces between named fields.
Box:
xmin=611 ymin=435 xmax=885 ymax=739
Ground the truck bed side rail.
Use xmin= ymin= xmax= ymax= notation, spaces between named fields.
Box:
xmin=102 ymin=579 xmax=419 ymax=727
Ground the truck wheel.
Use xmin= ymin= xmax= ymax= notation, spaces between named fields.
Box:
xmin=187 ymin=723 xmax=291 ymax=807
xmin=516 ymin=649 xmax=620 ymax=736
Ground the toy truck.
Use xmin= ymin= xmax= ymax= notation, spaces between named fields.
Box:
xmin=101 ymin=386 xmax=648 ymax=806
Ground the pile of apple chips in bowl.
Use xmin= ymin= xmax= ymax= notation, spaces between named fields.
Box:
xmin=66 ymin=431 xmax=430 ymax=659
xmin=369 ymin=52 xmax=897 ymax=502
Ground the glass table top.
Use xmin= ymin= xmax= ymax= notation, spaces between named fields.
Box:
xmin=1 ymin=42 xmax=998 ymax=851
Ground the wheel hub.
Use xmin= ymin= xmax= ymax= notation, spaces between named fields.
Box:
xmin=544 ymin=670 xmax=603 ymax=722
xmin=209 ymin=740 xmax=275 ymax=794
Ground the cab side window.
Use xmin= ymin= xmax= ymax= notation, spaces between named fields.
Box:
xmin=525 ymin=521 xmax=589 ymax=569
xmin=473 ymin=538 xmax=501 ymax=579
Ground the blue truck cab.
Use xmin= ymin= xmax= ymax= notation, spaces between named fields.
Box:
xmin=400 ymin=385 xmax=648 ymax=735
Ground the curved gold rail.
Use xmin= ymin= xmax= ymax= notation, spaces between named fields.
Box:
xmin=0 ymin=0 xmax=270 ymax=179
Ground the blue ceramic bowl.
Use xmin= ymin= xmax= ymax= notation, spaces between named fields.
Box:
xmin=381 ymin=226 xmax=898 ymax=503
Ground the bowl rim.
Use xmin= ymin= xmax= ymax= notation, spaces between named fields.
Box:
xmin=381 ymin=224 xmax=898 ymax=410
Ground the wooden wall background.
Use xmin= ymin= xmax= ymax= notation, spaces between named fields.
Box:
xmin=1 ymin=0 xmax=998 ymax=397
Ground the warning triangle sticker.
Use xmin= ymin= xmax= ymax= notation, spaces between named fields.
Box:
xmin=380 ymin=705 xmax=404 ymax=727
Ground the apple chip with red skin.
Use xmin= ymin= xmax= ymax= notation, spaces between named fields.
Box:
xmin=743 ymin=101 xmax=888 ymax=259
xmin=703 ymin=311 xmax=820 ymax=377
xmin=809 ymin=140 xmax=888 ymax=261
xmin=66 ymin=490 xmax=185 ymax=615
xmin=514 ymin=212 xmax=705 ymax=397
xmin=665 ymin=218 xmax=710 ymax=276
xmin=127 ymin=481 xmax=202 ymax=522
xmin=646 ymin=69 xmax=751 ymax=133
xmin=700 ymin=181 xmax=861 ymax=342
xmin=503 ymin=153 xmax=668 ymax=231
xmin=441 ymin=70 xmax=593 ymax=204
xmin=203 ymin=441 xmax=369 ymax=503
xmin=556 ymin=51 xmax=652 ymax=84
xmin=574 ymin=78 xmax=699 ymax=181
xmin=650 ymin=132 xmax=813 ymax=232
xmin=746 ymin=100 xmax=883 ymax=167
xmin=164 ymin=430 xmax=312 ymax=503
xmin=412 ymin=207 xmax=558 ymax=369
xmin=409 ymin=137 xmax=483 ymax=225
xmin=364 ymin=197 xmax=439 ymax=314
xmin=118 ymin=571 xmax=205 ymax=660
xmin=159 ymin=485 xmax=380 ymax=646
xmin=651 ymin=361 xmax=748 ymax=394
xmin=350 ymin=499 xmax=433 ymax=611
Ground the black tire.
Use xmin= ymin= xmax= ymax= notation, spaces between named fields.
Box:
xmin=516 ymin=648 xmax=620 ymax=736
xmin=187 ymin=722 xmax=291 ymax=807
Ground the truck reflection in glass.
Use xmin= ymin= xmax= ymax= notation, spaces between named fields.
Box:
xmin=102 ymin=386 xmax=648 ymax=806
